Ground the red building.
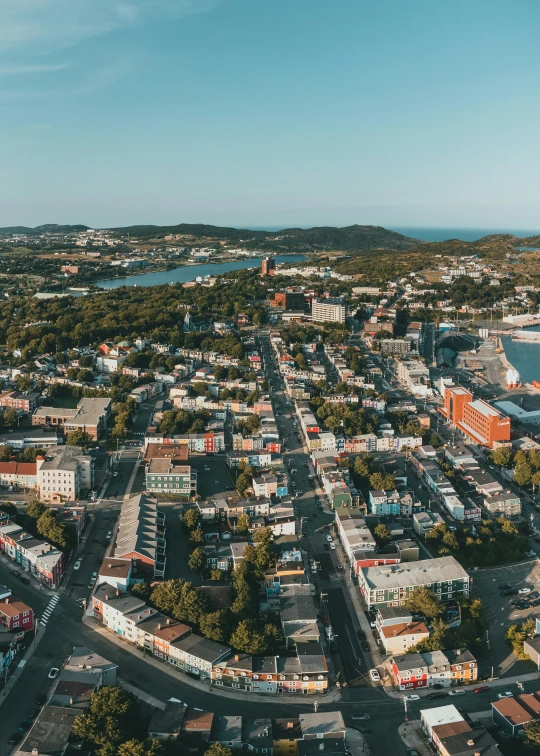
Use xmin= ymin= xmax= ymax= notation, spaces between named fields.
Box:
xmin=391 ymin=653 xmax=428 ymax=690
xmin=439 ymin=386 xmax=510 ymax=448
xmin=0 ymin=595 xmax=34 ymax=634
xmin=0 ymin=391 xmax=40 ymax=413
xmin=261 ymin=257 xmax=276 ymax=276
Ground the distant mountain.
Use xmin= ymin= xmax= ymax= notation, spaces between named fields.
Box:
xmin=0 ymin=224 xmax=90 ymax=235
xmin=108 ymin=223 xmax=421 ymax=252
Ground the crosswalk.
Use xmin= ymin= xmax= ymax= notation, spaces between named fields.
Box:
xmin=39 ymin=594 xmax=60 ymax=627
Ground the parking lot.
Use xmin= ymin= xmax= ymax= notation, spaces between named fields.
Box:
xmin=472 ymin=559 xmax=540 ymax=677
xmin=189 ymin=455 xmax=236 ymax=499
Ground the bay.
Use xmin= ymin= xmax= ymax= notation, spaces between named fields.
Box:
xmin=501 ymin=326 xmax=540 ymax=384
xmin=97 ymin=255 xmax=307 ymax=289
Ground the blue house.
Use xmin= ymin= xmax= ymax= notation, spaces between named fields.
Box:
xmin=369 ymin=490 xmax=401 ymax=516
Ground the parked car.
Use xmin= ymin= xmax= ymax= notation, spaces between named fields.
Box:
xmin=473 ymin=686 xmax=491 ymax=693
xmin=448 ymin=689 xmax=465 ymax=696
xmin=330 ymin=543 xmax=336 ymax=550
xmin=106 ymin=531 xmax=113 ymax=540
xmin=326 ymin=535 xmax=333 ymax=542
xmin=357 ymin=630 xmax=366 ymax=640
xmin=528 ymin=591 xmax=540 ymax=600
xmin=501 ymin=588 xmax=518 ymax=597
xmin=19 ymin=576 xmax=30 ymax=585
xmin=336 ymin=564 xmax=344 ymax=572
xmin=35 ymin=695 xmax=46 ymax=706
xmin=48 ymin=668 xmax=59 ymax=679
xmin=73 ymin=560 xmax=82 ymax=571
xmin=362 ymin=641 xmax=370 ymax=652
xmin=369 ymin=669 xmax=380 ymax=682
xmin=10 ymin=569 xmax=20 ymax=577
xmin=426 ymin=692 xmax=447 ymax=699
xmin=519 ymin=587 xmax=532 ymax=595
xmin=498 ymin=583 xmax=512 ymax=590
xmin=27 ymin=709 xmax=39 ymax=720
xmin=18 ymin=720 xmax=31 ymax=732
xmin=497 ymin=692 xmax=513 ymax=699
xmin=403 ymin=694 xmax=420 ymax=701
xmin=352 ymin=714 xmax=370 ymax=721
xmin=8 ymin=733 xmax=22 ymax=745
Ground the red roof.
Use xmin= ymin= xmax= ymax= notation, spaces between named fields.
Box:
xmin=0 ymin=596 xmax=32 ymax=617
xmin=0 ymin=462 xmax=36 ymax=475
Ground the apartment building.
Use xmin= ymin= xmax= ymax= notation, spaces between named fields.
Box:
xmin=311 ymin=298 xmax=346 ymax=324
xmin=0 ymin=523 xmax=64 ymax=588
xmin=0 ymin=428 xmax=60 ymax=449
xmin=439 ymin=386 xmax=510 ymax=447
xmin=145 ymin=457 xmax=197 ymax=498
xmin=396 ymin=361 xmax=433 ymax=398
xmin=379 ymin=338 xmax=412 ymax=355
xmin=0 ymin=391 xmax=40 ymax=413
xmin=482 ymin=490 xmax=521 ymax=519
xmin=32 ymin=397 xmax=111 ymax=440
xmin=0 ymin=594 xmax=34 ymax=634
xmin=358 ymin=556 xmax=469 ymax=610
xmin=0 ymin=461 xmax=37 ymax=489
xmin=36 ymin=445 xmax=93 ymax=501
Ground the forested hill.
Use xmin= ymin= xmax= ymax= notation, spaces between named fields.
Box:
xmin=108 ymin=223 xmax=421 ymax=252
xmin=0 ymin=224 xmax=90 ymax=235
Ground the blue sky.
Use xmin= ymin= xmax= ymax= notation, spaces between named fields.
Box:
xmin=1 ymin=0 xmax=539 ymax=229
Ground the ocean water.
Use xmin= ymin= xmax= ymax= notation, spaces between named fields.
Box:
xmin=501 ymin=326 xmax=540 ymax=384
xmin=247 ymin=226 xmax=540 ymax=242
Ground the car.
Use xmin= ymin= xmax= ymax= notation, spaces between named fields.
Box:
xmin=27 ymin=709 xmax=39 ymax=720
xmin=448 ymin=689 xmax=465 ymax=696
xmin=330 ymin=543 xmax=336 ymax=550
xmin=426 ymin=692 xmax=447 ymax=699
xmin=352 ymin=714 xmax=370 ymax=721
xmin=106 ymin=531 xmax=113 ymax=540
xmin=528 ymin=591 xmax=540 ymax=600
xmin=369 ymin=668 xmax=380 ymax=682
xmin=311 ymin=565 xmax=317 ymax=573
xmin=370 ymin=621 xmax=377 ymax=628
xmin=35 ymin=695 xmax=46 ymax=706
xmin=48 ymin=668 xmax=59 ymax=679
xmin=526 ymin=551 xmax=537 ymax=559
xmin=473 ymin=686 xmax=491 ymax=693
xmin=357 ymin=629 xmax=366 ymax=640
xmin=9 ymin=733 xmax=22 ymax=745
xmin=336 ymin=564 xmax=344 ymax=572
xmin=498 ymin=692 xmax=513 ymax=699
xmin=498 ymin=583 xmax=512 ymax=590
xmin=519 ymin=587 xmax=532 ymax=594
xmin=404 ymin=694 xmax=420 ymax=701
xmin=406 ymin=750 xmax=419 ymax=756
xmin=531 ymin=599 xmax=540 ymax=607
xmin=501 ymin=588 xmax=518 ymax=597
xmin=112 ymin=471 xmax=119 ymax=477
xmin=10 ymin=569 xmax=20 ymax=577
xmin=19 ymin=576 xmax=30 ymax=585
xmin=362 ymin=641 xmax=370 ymax=651
xmin=73 ymin=560 xmax=82 ymax=570
xmin=18 ymin=720 xmax=31 ymax=732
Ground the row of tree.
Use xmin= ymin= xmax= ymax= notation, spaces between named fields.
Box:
xmin=424 ymin=518 xmax=528 ymax=568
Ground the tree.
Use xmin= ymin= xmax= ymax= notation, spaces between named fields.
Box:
xmin=72 ymin=686 xmax=138 ymax=751
xmin=117 ymin=740 xmax=162 ymax=756
xmin=491 ymin=446 xmax=512 ymax=467
xmin=131 ymin=582 xmax=152 ymax=601
xmin=3 ymin=408 xmax=18 ymax=427
xmin=229 ymin=619 xmax=269 ymax=654
xmin=183 ymin=508 xmax=200 ymax=530
xmin=429 ymin=432 xmax=442 ymax=448
xmin=205 ymin=745 xmax=233 ymax=756
xmin=209 ymin=568 xmax=223 ymax=581
xmin=354 ymin=455 xmax=373 ymax=479
xmin=514 ymin=462 xmax=532 ymax=487
xmin=236 ymin=473 xmax=252 ymax=496
xmin=188 ymin=547 xmax=205 ymax=572
xmin=66 ymin=430 xmax=96 ymax=448
xmin=369 ymin=471 xmax=395 ymax=491
xmin=199 ymin=610 xmax=231 ymax=643
xmin=374 ymin=523 xmax=392 ymax=545
xmin=525 ymin=719 xmax=540 ymax=747
xmin=36 ymin=510 xmax=68 ymax=549
xmin=236 ymin=513 xmax=250 ymax=534
xmin=26 ymin=500 xmax=46 ymax=520
xmin=403 ymin=586 xmax=443 ymax=620
xmin=189 ymin=527 xmax=205 ymax=545
xmin=0 ymin=445 xmax=13 ymax=461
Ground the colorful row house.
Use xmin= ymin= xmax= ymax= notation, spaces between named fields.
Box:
xmin=0 ymin=523 xmax=64 ymax=588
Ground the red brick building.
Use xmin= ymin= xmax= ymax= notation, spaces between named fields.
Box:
xmin=0 ymin=595 xmax=34 ymax=634
xmin=439 ymin=386 xmax=510 ymax=448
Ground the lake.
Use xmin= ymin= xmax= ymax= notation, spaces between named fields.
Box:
xmin=97 ymin=255 xmax=307 ymax=289
xmin=502 ymin=326 xmax=540 ymax=384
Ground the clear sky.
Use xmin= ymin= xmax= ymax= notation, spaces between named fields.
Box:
xmin=1 ymin=0 xmax=539 ymax=230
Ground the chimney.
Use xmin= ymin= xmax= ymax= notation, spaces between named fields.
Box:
xmin=105 ymin=594 xmax=109 ymax=601
xmin=158 ymin=623 xmax=161 ymax=630
xmin=4 ymin=597 xmax=8 ymax=604
xmin=166 ymin=618 xmax=171 ymax=625
xmin=116 ymin=588 xmax=120 ymax=596
xmin=70 ymin=697 xmax=74 ymax=705
xmin=234 ymin=654 xmax=239 ymax=661
xmin=287 ymin=722 xmax=294 ymax=729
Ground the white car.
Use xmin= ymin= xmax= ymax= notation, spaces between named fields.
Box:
xmin=326 ymin=535 xmax=333 ymax=542
xmin=448 ymin=689 xmax=465 ymax=696
xmin=352 ymin=714 xmax=370 ymax=721
xmin=48 ymin=668 xmax=59 ymax=679
xmin=497 ymin=692 xmax=513 ymax=699
xmin=369 ymin=669 xmax=380 ymax=682
xmin=106 ymin=531 xmax=113 ymax=540
xmin=73 ymin=560 xmax=82 ymax=571
xmin=112 ymin=471 xmax=119 ymax=477
xmin=518 ymin=588 xmax=531 ymax=595
xmin=330 ymin=543 xmax=336 ymax=550
xmin=404 ymin=694 xmax=420 ymax=702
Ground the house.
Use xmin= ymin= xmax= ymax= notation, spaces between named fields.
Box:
xmin=391 ymin=653 xmax=429 ymax=690
xmin=0 ymin=595 xmax=34 ymax=635
xmin=0 ymin=461 xmax=37 ymax=490
xmin=148 ymin=701 xmax=186 ymax=741
xmin=423 ymin=648 xmax=478 ymax=687
xmin=0 ymin=523 xmax=64 ymax=588
xmin=98 ymin=557 xmax=132 ymax=592
xmin=36 ymin=445 xmax=94 ymax=501
xmin=524 ymin=637 xmax=540 ymax=670
xmin=168 ymin=634 xmax=231 ymax=680
xmin=299 ymin=712 xmax=346 ymax=739
xmin=272 ymin=719 xmax=302 ymax=756
xmin=492 ymin=696 xmax=536 ymax=736
xmin=32 ymin=397 xmax=111 ymax=439
xmin=212 ymin=653 xmax=253 ymax=692
xmin=379 ymin=619 xmax=429 ymax=655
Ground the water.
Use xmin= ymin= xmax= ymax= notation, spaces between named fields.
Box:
xmin=390 ymin=227 xmax=540 ymax=242
xmin=501 ymin=326 xmax=540 ymax=384
xmin=97 ymin=255 xmax=307 ymax=289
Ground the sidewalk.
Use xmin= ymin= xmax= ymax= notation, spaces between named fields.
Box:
xmin=398 ymin=721 xmax=432 ymax=756
xmin=85 ymin=617 xmax=343 ymax=704
xmin=0 ymin=623 xmax=46 ymax=708
xmin=346 ymin=727 xmax=370 ymax=755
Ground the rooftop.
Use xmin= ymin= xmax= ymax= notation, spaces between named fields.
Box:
xmin=362 ymin=556 xmax=468 ymax=591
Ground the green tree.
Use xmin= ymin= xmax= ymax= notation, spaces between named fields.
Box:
xmin=514 ymin=462 xmax=532 ymax=487
xmin=374 ymin=523 xmax=392 ymax=545
xmin=131 ymin=582 xmax=152 ymax=601
xmin=3 ymin=408 xmax=18 ymax=427
xmin=354 ymin=455 xmax=374 ymax=479
xmin=199 ymin=610 xmax=231 ymax=643
xmin=205 ymin=745 xmax=233 ymax=756
xmin=491 ymin=446 xmax=512 ymax=467
xmin=183 ymin=508 xmax=200 ymax=530
xmin=236 ymin=472 xmax=252 ymax=496
xmin=428 ymin=432 xmax=442 ymax=448
xmin=236 ymin=513 xmax=250 ymax=534
xmin=26 ymin=499 xmax=46 ymax=520
xmin=403 ymin=586 xmax=443 ymax=620
xmin=209 ymin=568 xmax=223 ymax=581
xmin=525 ymin=719 xmax=540 ymax=747
xmin=36 ymin=510 xmax=68 ymax=549
xmin=188 ymin=547 xmax=205 ymax=572
xmin=229 ymin=619 xmax=269 ymax=654
xmin=369 ymin=471 xmax=395 ymax=491
xmin=189 ymin=527 xmax=205 ymax=545
xmin=0 ymin=445 xmax=13 ymax=461
xmin=66 ymin=430 xmax=96 ymax=448
xmin=72 ymin=687 xmax=138 ymax=751
xmin=117 ymin=740 xmax=162 ymax=756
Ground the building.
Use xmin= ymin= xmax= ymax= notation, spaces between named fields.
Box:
xmin=145 ymin=444 xmax=197 ymax=498
xmin=412 ymin=510 xmax=445 ymax=535
xmin=439 ymin=387 xmax=510 ymax=448
xmin=32 ymin=397 xmax=111 ymax=440
xmin=0 ymin=523 xmax=64 ymax=588
xmin=0 ymin=391 xmax=40 ymax=413
xmin=311 ymin=298 xmax=346 ymax=324
xmin=262 ymin=257 xmax=276 ymax=276
xmin=358 ymin=556 xmax=469 ymax=610
xmin=379 ymin=338 xmax=412 ymax=355
xmin=379 ymin=618 xmax=430 ymax=655
xmin=36 ymin=445 xmax=94 ymax=501
xmin=396 ymin=361 xmax=432 ymax=398
xmin=483 ymin=491 xmax=521 ymax=519
xmin=148 ymin=701 xmax=186 ymax=741
xmin=0 ymin=461 xmax=37 ymax=490
xmin=0 ymin=594 xmax=34 ymax=634
xmin=492 ymin=695 xmax=538 ymax=736
xmin=0 ymin=428 xmax=60 ymax=449
xmin=113 ymin=493 xmax=166 ymax=579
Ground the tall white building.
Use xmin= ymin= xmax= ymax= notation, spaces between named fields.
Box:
xmin=37 ymin=445 xmax=94 ymax=501
xmin=311 ymin=298 xmax=346 ymax=324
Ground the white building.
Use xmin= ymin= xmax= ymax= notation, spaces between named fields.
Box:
xmin=311 ymin=298 xmax=346 ymax=324
xmin=37 ymin=445 xmax=93 ymax=501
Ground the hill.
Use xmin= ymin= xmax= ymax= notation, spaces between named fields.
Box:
xmin=0 ymin=224 xmax=90 ymax=236
xmin=108 ymin=223 xmax=421 ymax=252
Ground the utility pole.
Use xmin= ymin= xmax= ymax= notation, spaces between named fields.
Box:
xmin=313 ymin=700 xmax=319 ymax=713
